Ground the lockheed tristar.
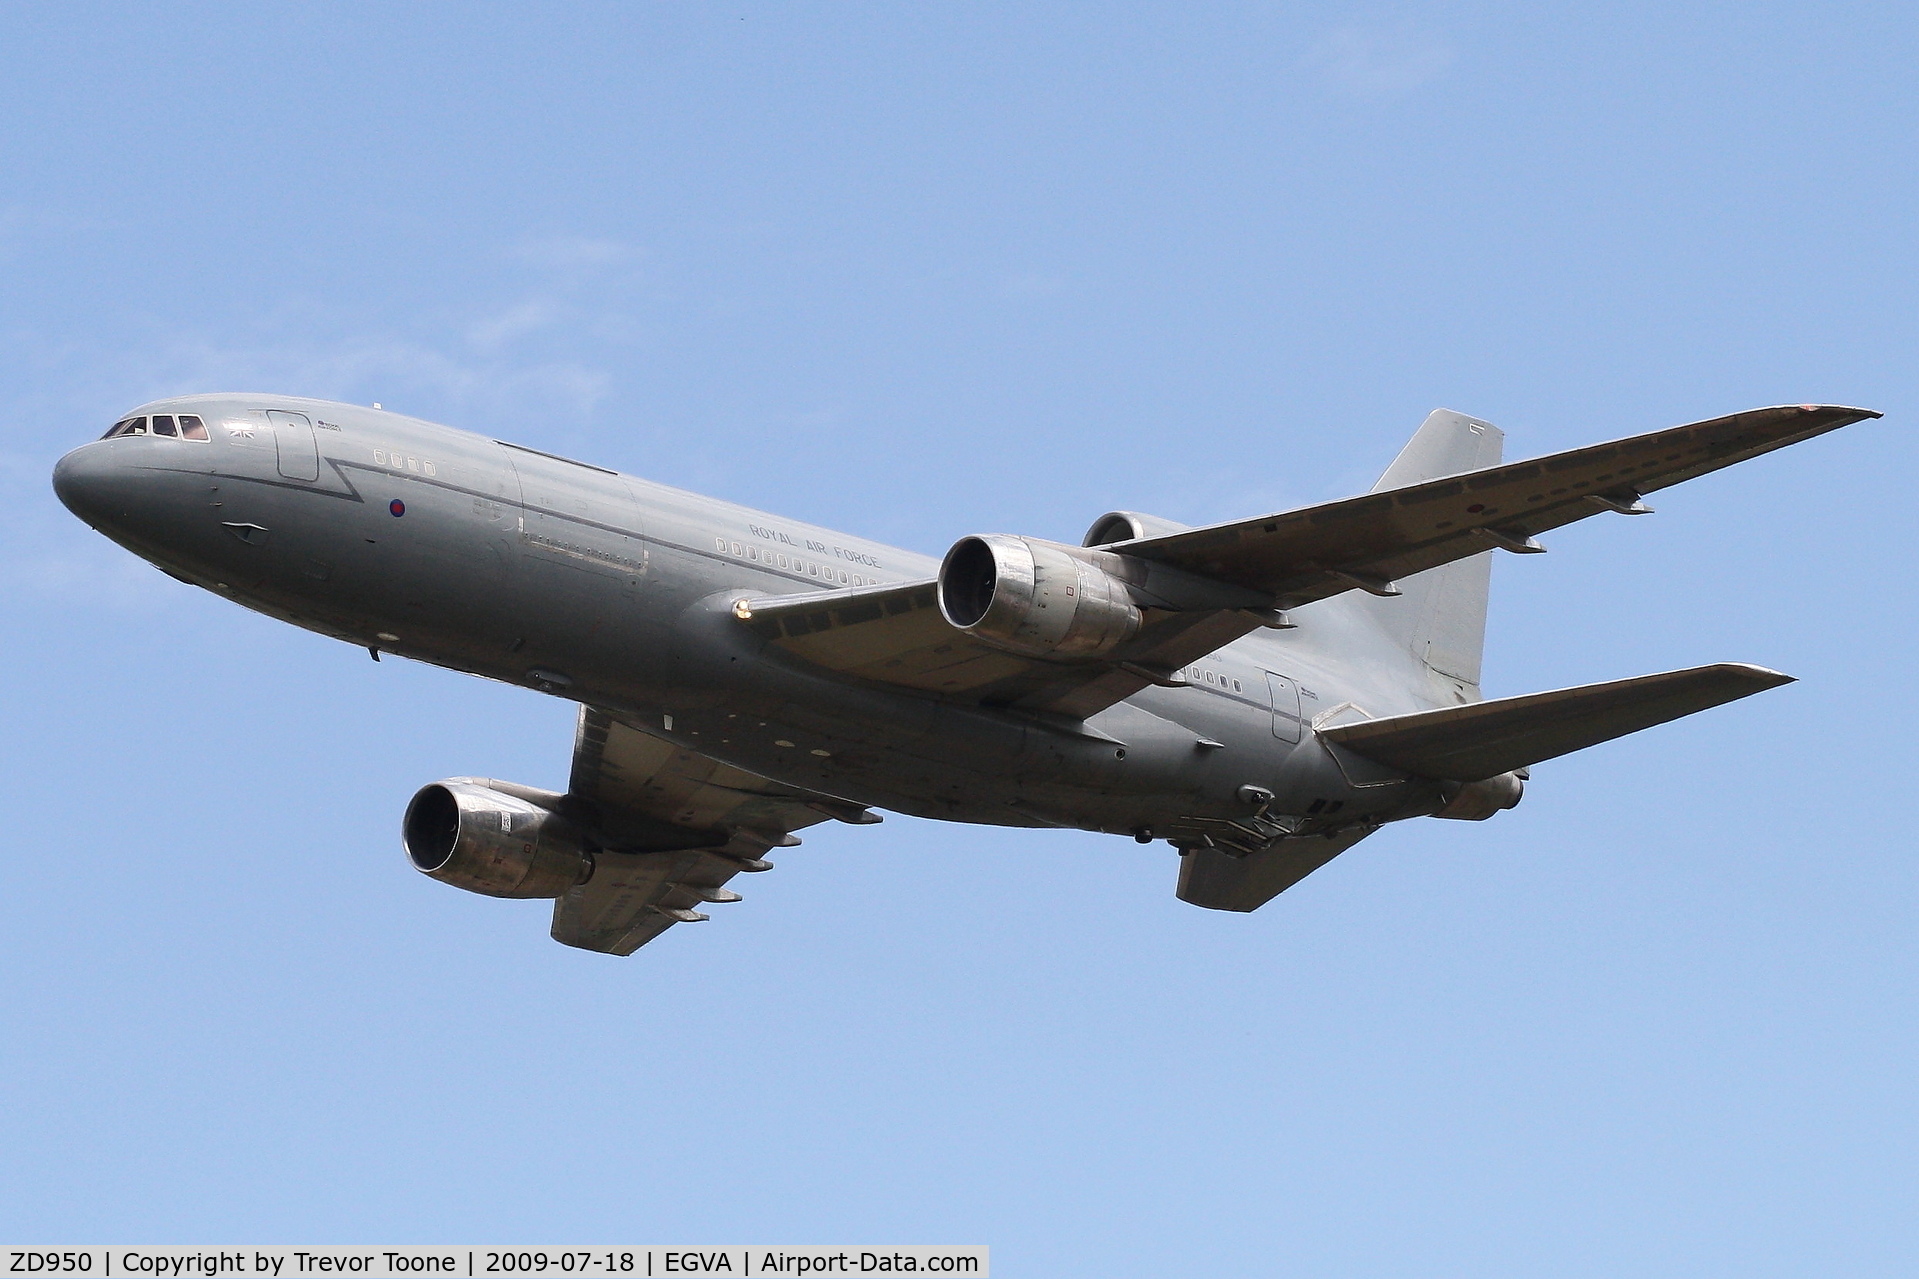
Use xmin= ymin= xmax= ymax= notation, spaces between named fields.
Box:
xmin=53 ymin=399 xmax=1880 ymax=954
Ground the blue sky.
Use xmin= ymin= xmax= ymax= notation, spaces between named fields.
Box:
xmin=2 ymin=2 xmax=1915 ymax=1272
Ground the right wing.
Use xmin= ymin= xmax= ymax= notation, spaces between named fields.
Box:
xmin=551 ymin=708 xmax=878 ymax=956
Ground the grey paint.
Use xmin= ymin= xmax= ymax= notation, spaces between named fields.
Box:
xmin=50 ymin=393 xmax=1877 ymax=950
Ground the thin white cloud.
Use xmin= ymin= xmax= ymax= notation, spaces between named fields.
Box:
xmin=1307 ymin=24 xmax=1456 ymax=102
xmin=466 ymin=299 xmax=562 ymax=350
xmin=137 ymin=332 xmax=615 ymax=423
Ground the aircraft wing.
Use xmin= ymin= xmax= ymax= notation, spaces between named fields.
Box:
xmin=735 ymin=578 xmax=1254 ymax=715
xmin=1113 ymin=404 xmax=1878 ymax=606
xmin=550 ymin=707 xmax=862 ymax=955
xmin=734 ymin=405 xmax=1876 ymax=721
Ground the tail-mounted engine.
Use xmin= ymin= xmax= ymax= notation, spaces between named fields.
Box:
xmin=938 ymin=534 xmax=1142 ymax=660
xmin=1081 ymin=510 xmax=1191 ymax=546
xmin=1430 ymin=771 xmax=1525 ymax=821
xmin=402 ymin=778 xmax=595 ymax=899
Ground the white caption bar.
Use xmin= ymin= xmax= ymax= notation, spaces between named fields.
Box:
xmin=4 ymin=1251 xmax=987 ymax=1279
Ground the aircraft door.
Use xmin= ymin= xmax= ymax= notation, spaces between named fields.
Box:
xmin=1265 ymin=671 xmax=1303 ymax=743
xmin=268 ymin=411 xmax=320 ymax=481
xmin=508 ymin=451 xmax=649 ymax=653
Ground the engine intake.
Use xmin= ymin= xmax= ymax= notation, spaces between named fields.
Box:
xmin=403 ymin=779 xmax=594 ymax=899
xmin=938 ymin=534 xmax=1142 ymax=660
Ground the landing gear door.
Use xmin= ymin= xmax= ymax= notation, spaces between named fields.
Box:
xmin=267 ymin=410 xmax=320 ymax=481
xmin=1265 ymin=671 xmax=1303 ymax=742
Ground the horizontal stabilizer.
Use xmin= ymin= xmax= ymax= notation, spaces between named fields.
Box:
xmin=1177 ymin=827 xmax=1378 ymax=912
xmin=1318 ymin=663 xmax=1794 ymax=782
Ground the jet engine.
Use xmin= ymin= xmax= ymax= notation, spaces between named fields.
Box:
xmin=1430 ymin=772 xmax=1525 ymax=821
xmin=402 ymin=778 xmax=595 ymax=898
xmin=938 ymin=534 xmax=1142 ymax=660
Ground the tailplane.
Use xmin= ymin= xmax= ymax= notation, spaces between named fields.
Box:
xmin=1318 ymin=663 xmax=1793 ymax=781
xmin=1355 ymin=409 xmax=1505 ymax=699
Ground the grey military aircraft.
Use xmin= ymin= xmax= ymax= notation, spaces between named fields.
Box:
xmin=53 ymin=397 xmax=1879 ymax=954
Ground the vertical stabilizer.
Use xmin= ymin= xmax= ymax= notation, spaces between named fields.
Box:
xmin=1356 ymin=410 xmax=1504 ymax=699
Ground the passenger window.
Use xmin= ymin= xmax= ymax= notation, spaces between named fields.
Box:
xmin=178 ymin=415 xmax=208 ymax=440
xmin=151 ymin=415 xmax=178 ymax=437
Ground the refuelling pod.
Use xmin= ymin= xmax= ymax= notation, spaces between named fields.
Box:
xmin=1431 ymin=771 xmax=1525 ymax=821
xmin=403 ymin=778 xmax=595 ymax=899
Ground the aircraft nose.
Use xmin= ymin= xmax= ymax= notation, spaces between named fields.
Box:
xmin=52 ymin=443 xmax=123 ymax=527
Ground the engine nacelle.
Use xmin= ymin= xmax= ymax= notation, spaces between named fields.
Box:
xmin=1431 ymin=772 xmax=1526 ymax=821
xmin=1082 ymin=510 xmax=1192 ymax=547
xmin=402 ymin=778 xmax=594 ymax=899
xmin=938 ymin=534 xmax=1142 ymax=660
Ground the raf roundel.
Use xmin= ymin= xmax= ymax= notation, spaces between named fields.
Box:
xmin=389 ymin=499 xmax=406 ymax=517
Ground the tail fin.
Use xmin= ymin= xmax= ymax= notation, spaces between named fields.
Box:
xmin=1355 ymin=409 xmax=1505 ymax=698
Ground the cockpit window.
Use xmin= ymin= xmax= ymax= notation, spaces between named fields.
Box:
xmin=99 ymin=413 xmax=209 ymax=441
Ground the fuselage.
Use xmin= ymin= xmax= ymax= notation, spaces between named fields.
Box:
xmin=53 ymin=394 xmax=1457 ymax=842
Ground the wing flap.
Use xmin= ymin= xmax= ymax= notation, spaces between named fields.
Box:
xmin=551 ymin=708 xmax=859 ymax=955
xmin=1317 ymin=663 xmax=1794 ymax=781
xmin=551 ymin=847 xmax=753 ymax=956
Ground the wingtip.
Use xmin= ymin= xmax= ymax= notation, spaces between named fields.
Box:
xmin=1715 ymin=662 xmax=1796 ymax=689
xmin=1782 ymin=403 xmax=1883 ymax=422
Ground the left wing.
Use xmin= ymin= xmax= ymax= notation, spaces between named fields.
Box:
xmin=551 ymin=708 xmax=876 ymax=955
xmin=1114 ymin=404 xmax=1878 ymax=607
xmin=732 ymin=405 xmax=1876 ymax=721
